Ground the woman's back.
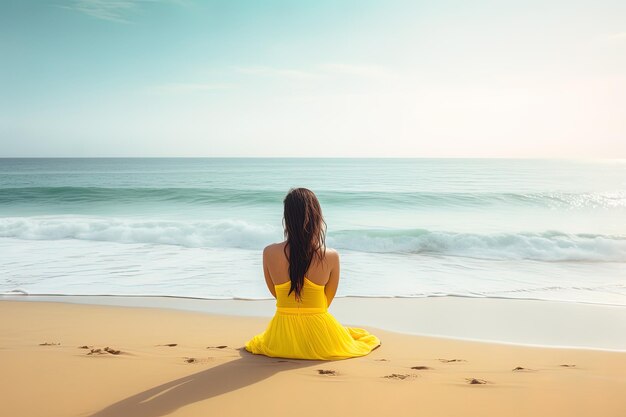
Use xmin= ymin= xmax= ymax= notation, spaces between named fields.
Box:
xmin=263 ymin=241 xmax=340 ymax=306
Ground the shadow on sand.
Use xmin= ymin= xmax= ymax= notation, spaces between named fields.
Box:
xmin=88 ymin=348 xmax=323 ymax=417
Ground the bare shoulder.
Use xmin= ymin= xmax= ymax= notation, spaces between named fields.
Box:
xmin=324 ymin=247 xmax=339 ymax=256
xmin=324 ymin=247 xmax=340 ymax=263
xmin=263 ymin=242 xmax=286 ymax=257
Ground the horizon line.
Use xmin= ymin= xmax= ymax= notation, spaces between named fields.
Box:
xmin=1 ymin=156 xmax=626 ymax=161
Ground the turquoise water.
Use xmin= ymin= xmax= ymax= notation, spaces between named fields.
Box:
xmin=1 ymin=158 xmax=625 ymax=304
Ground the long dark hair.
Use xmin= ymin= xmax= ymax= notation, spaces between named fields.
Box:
xmin=282 ymin=188 xmax=327 ymax=301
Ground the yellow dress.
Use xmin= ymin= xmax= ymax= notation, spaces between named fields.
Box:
xmin=245 ymin=277 xmax=381 ymax=360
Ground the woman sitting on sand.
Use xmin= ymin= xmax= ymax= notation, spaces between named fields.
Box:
xmin=245 ymin=187 xmax=381 ymax=360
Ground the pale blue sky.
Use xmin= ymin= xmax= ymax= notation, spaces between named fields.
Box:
xmin=1 ymin=0 xmax=625 ymax=157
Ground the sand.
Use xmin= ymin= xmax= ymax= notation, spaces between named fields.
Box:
xmin=1 ymin=300 xmax=625 ymax=417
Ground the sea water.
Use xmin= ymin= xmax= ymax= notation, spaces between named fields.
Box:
xmin=1 ymin=158 xmax=625 ymax=305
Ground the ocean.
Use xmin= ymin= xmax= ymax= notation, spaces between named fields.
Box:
xmin=1 ymin=158 xmax=625 ymax=305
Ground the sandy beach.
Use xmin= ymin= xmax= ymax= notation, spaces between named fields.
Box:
xmin=1 ymin=299 xmax=625 ymax=417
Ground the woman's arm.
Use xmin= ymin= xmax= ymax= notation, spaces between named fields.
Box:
xmin=263 ymin=246 xmax=277 ymax=298
xmin=324 ymin=250 xmax=340 ymax=307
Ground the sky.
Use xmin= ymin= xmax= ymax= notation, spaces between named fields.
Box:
xmin=0 ymin=0 xmax=625 ymax=157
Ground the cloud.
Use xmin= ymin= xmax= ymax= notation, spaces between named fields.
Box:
xmin=234 ymin=63 xmax=394 ymax=82
xmin=56 ymin=0 xmax=184 ymax=23
xmin=234 ymin=66 xmax=319 ymax=80
xmin=148 ymin=82 xmax=234 ymax=94
xmin=319 ymin=63 xmax=392 ymax=78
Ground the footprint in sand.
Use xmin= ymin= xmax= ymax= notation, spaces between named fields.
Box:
xmin=513 ymin=366 xmax=536 ymax=372
xmin=383 ymin=373 xmax=416 ymax=380
xmin=317 ymin=369 xmax=336 ymax=376
xmin=438 ymin=358 xmax=466 ymax=363
xmin=560 ymin=364 xmax=576 ymax=368
xmin=157 ymin=343 xmax=178 ymax=347
xmin=466 ymin=378 xmax=489 ymax=385
xmin=78 ymin=345 xmax=92 ymax=349
xmin=39 ymin=342 xmax=60 ymax=346
xmin=374 ymin=359 xmax=388 ymax=361
xmin=206 ymin=345 xmax=228 ymax=349
xmin=184 ymin=357 xmax=214 ymax=364
xmin=86 ymin=347 xmax=122 ymax=355
xmin=411 ymin=366 xmax=432 ymax=370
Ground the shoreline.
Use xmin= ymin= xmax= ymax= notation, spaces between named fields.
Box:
xmin=3 ymin=294 xmax=625 ymax=351
xmin=5 ymin=290 xmax=626 ymax=306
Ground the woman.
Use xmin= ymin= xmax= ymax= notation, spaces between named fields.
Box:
xmin=245 ymin=188 xmax=381 ymax=360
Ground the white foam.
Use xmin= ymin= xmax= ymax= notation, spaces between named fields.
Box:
xmin=329 ymin=230 xmax=626 ymax=262
xmin=1 ymin=215 xmax=625 ymax=262
xmin=0 ymin=215 xmax=279 ymax=250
